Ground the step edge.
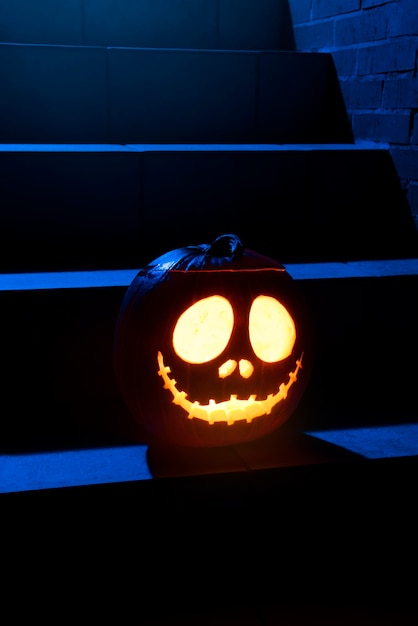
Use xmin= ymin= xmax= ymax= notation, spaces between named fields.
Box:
xmin=1 ymin=423 xmax=417 ymax=494
xmin=0 ymin=141 xmax=387 ymax=153
xmin=1 ymin=259 xmax=417 ymax=291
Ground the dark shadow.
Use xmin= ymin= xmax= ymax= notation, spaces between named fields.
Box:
xmin=279 ymin=0 xmax=296 ymax=51
xmin=146 ymin=421 xmax=364 ymax=480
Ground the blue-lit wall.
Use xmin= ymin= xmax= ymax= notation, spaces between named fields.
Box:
xmin=289 ymin=0 xmax=418 ymax=230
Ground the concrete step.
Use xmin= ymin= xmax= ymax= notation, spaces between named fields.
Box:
xmin=0 ymin=144 xmax=416 ymax=272
xmin=0 ymin=44 xmax=352 ymax=143
xmin=1 ymin=262 xmax=416 ymax=614
xmin=2 ymin=452 xmax=417 ymax=615
xmin=0 ymin=260 xmax=416 ymax=451
xmin=0 ymin=0 xmax=295 ymax=51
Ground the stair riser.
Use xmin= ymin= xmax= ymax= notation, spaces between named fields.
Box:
xmin=0 ymin=148 xmax=415 ymax=272
xmin=302 ymin=275 xmax=418 ymax=431
xmin=0 ymin=45 xmax=351 ymax=143
xmin=0 ymin=0 xmax=294 ymax=50
xmin=1 ymin=275 xmax=416 ymax=448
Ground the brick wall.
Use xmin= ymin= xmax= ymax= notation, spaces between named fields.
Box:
xmin=289 ymin=0 xmax=418 ymax=231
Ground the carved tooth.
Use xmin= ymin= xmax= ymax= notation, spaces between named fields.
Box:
xmin=245 ymin=404 xmax=264 ymax=421
xmin=187 ymin=403 xmax=200 ymax=419
xmin=158 ymin=365 xmax=171 ymax=377
xmin=173 ymin=390 xmax=187 ymax=405
xmin=163 ymin=377 xmax=177 ymax=390
xmin=279 ymin=383 xmax=288 ymax=399
xmin=227 ymin=409 xmax=245 ymax=424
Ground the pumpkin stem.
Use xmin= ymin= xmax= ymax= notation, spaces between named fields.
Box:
xmin=207 ymin=234 xmax=244 ymax=260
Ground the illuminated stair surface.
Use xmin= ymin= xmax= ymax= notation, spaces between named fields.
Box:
xmin=0 ymin=1 xmax=417 ymax=617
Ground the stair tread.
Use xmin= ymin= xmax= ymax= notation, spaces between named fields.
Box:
xmin=1 ymin=258 xmax=418 ymax=292
xmin=1 ymin=423 xmax=417 ymax=494
xmin=0 ymin=142 xmax=386 ymax=153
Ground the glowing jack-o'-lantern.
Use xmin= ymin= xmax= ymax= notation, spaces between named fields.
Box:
xmin=114 ymin=234 xmax=313 ymax=447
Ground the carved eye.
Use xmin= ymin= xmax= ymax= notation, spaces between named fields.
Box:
xmin=249 ymin=295 xmax=296 ymax=363
xmin=173 ymin=295 xmax=234 ymax=364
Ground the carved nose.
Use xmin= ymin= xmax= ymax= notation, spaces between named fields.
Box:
xmin=218 ymin=359 xmax=254 ymax=379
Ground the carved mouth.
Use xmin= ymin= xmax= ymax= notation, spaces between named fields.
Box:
xmin=157 ymin=351 xmax=303 ymax=426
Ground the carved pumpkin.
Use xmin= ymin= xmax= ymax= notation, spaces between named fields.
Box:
xmin=114 ymin=234 xmax=313 ymax=447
